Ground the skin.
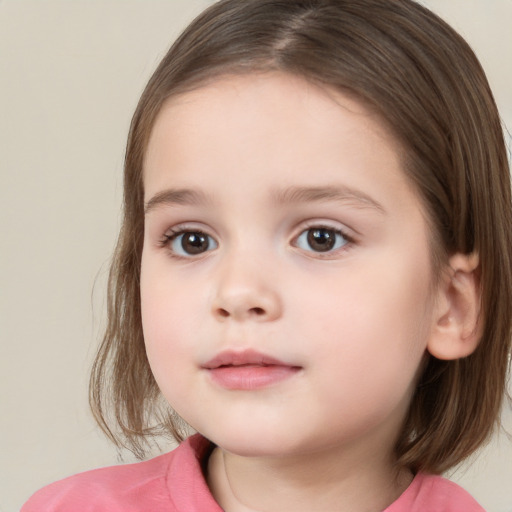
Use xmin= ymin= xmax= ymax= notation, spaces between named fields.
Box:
xmin=140 ymin=72 xmax=460 ymax=511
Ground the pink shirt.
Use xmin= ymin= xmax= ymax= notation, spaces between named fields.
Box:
xmin=22 ymin=434 xmax=485 ymax=511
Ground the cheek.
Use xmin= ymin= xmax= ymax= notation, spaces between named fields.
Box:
xmin=141 ymin=290 xmax=198 ymax=417
xmin=141 ymin=248 xmax=195 ymax=338
xmin=140 ymin=271 xmax=216 ymax=430
xmin=140 ymin=256 xmax=217 ymax=405
xmin=299 ymin=269 xmax=431 ymax=345
xmin=141 ymin=290 xmax=195 ymax=361
xmin=293 ymin=253 xmax=434 ymax=392
xmin=140 ymin=257 xmax=190 ymax=380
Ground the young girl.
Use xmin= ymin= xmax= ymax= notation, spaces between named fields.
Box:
xmin=22 ymin=0 xmax=512 ymax=510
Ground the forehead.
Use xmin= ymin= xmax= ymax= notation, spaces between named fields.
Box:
xmin=143 ymin=72 xmax=408 ymax=196
xmin=148 ymin=72 xmax=391 ymax=140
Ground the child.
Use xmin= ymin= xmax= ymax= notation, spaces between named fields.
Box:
xmin=22 ymin=0 xmax=512 ymax=510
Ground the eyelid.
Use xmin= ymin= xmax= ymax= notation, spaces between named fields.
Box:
xmin=161 ymin=220 xmax=217 ymax=239
xmin=290 ymin=220 xmax=356 ymax=256
xmin=292 ymin=219 xmax=355 ymax=239
xmin=159 ymin=223 xmax=219 ymax=259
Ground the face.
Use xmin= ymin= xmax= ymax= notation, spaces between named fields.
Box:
xmin=141 ymin=72 xmax=438 ymax=459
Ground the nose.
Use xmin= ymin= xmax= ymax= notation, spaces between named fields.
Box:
xmin=211 ymin=257 xmax=283 ymax=322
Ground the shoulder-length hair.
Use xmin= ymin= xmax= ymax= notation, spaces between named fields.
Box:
xmin=90 ymin=0 xmax=512 ymax=473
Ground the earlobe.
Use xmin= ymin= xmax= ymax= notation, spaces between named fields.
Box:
xmin=427 ymin=253 xmax=482 ymax=360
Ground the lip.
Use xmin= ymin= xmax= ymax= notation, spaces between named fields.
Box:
xmin=202 ymin=349 xmax=301 ymax=390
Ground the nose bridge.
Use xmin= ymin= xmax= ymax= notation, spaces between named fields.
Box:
xmin=212 ymin=243 xmax=282 ymax=322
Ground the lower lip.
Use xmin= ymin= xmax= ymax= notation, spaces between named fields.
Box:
xmin=207 ymin=364 xmax=300 ymax=390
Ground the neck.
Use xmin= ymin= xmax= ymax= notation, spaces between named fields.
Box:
xmin=207 ymin=440 xmax=413 ymax=512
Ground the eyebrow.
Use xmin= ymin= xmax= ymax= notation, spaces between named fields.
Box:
xmin=144 ymin=188 xmax=211 ymax=214
xmin=271 ymin=185 xmax=385 ymax=213
xmin=144 ymin=185 xmax=385 ymax=214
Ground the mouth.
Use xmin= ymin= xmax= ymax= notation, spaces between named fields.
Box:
xmin=202 ymin=349 xmax=302 ymax=390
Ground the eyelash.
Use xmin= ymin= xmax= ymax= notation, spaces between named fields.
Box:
xmin=159 ymin=226 xmax=218 ymax=260
xmin=159 ymin=223 xmax=354 ymax=259
xmin=292 ymin=223 xmax=353 ymax=258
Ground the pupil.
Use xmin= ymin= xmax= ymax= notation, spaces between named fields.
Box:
xmin=182 ymin=232 xmax=208 ymax=254
xmin=307 ymin=229 xmax=335 ymax=252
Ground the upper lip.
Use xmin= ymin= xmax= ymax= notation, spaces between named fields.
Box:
xmin=202 ymin=349 xmax=298 ymax=369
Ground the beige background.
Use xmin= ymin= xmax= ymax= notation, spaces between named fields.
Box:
xmin=1 ymin=1 xmax=511 ymax=511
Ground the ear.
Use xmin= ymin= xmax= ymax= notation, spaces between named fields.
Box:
xmin=427 ymin=253 xmax=482 ymax=360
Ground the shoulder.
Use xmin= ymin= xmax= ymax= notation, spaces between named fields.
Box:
xmin=21 ymin=435 xmax=217 ymax=512
xmin=387 ymin=473 xmax=486 ymax=512
xmin=21 ymin=451 xmax=173 ymax=512
xmin=21 ymin=435 xmax=220 ymax=512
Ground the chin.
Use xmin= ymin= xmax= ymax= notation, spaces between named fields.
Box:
xmin=202 ymin=426 xmax=311 ymax=458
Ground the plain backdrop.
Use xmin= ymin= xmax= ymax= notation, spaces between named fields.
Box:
xmin=1 ymin=1 xmax=511 ymax=511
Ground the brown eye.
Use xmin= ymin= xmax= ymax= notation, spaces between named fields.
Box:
xmin=170 ymin=231 xmax=218 ymax=256
xmin=296 ymin=227 xmax=347 ymax=253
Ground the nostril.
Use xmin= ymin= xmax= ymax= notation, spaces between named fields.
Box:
xmin=213 ymin=302 xmax=274 ymax=320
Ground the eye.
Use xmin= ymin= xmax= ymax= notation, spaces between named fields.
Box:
xmin=295 ymin=227 xmax=348 ymax=253
xmin=166 ymin=230 xmax=218 ymax=257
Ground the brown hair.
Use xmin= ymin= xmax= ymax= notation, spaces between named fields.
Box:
xmin=90 ymin=0 xmax=512 ymax=473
